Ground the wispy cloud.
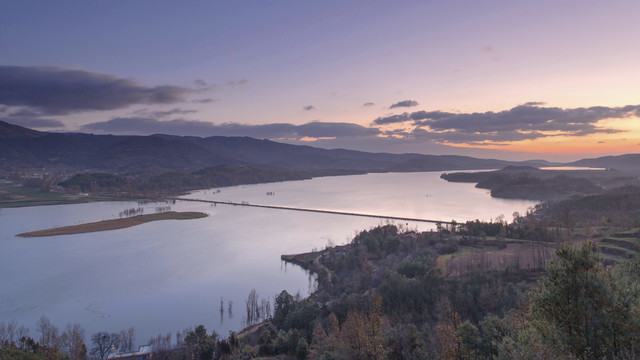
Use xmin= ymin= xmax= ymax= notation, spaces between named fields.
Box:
xmin=0 ymin=66 xmax=194 ymax=115
xmin=363 ymin=102 xmax=375 ymax=107
xmin=303 ymin=105 xmax=315 ymax=111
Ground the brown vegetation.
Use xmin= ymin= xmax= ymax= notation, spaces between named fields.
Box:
xmin=16 ymin=211 xmax=208 ymax=238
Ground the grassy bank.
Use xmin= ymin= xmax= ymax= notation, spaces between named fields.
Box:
xmin=17 ymin=211 xmax=208 ymax=237
xmin=0 ymin=180 xmax=131 ymax=208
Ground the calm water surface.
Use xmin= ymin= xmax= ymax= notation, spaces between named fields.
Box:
xmin=0 ymin=171 xmax=536 ymax=342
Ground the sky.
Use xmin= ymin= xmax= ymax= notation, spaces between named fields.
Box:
xmin=1 ymin=0 xmax=639 ymax=161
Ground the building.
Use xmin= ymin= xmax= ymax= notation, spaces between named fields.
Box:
xmin=106 ymin=345 xmax=153 ymax=360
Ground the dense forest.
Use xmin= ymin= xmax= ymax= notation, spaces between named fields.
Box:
xmin=57 ymin=165 xmax=316 ymax=196
xmin=441 ymin=166 xmax=640 ymax=200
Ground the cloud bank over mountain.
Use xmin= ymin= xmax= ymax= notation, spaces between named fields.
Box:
xmin=81 ymin=118 xmax=381 ymax=139
xmin=373 ymin=103 xmax=637 ymax=144
xmin=0 ymin=66 xmax=194 ymax=115
xmin=0 ymin=65 xmax=638 ymax=158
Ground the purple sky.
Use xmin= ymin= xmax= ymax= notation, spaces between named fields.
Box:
xmin=1 ymin=0 xmax=639 ymax=161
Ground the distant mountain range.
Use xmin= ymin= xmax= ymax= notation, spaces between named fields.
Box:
xmin=1 ymin=120 xmax=638 ymax=175
xmin=568 ymin=154 xmax=640 ymax=170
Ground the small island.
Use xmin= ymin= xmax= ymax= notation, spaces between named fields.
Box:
xmin=17 ymin=211 xmax=208 ymax=238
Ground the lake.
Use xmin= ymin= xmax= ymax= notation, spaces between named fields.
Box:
xmin=0 ymin=171 xmax=536 ymax=343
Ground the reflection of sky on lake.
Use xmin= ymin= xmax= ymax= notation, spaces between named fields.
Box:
xmin=185 ymin=171 xmax=536 ymax=223
xmin=0 ymin=171 xmax=536 ymax=343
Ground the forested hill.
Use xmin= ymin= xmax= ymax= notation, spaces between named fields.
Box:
xmin=3 ymin=121 xmax=639 ymax=176
xmin=1 ymin=120 xmax=525 ymax=174
xmin=568 ymin=153 xmax=640 ymax=169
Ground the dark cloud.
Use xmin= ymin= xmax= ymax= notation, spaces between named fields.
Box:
xmin=303 ymin=105 xmax=315 ymax=111
xmin=389 ymin=100 xmax=418 ymax=109
xmin=226 ymin=79 xmax=248 ymax=87
xmin=192 ymin=98 xmax=218 ymax=104
xmin=363 ymin=102 xmax=375 ymax=107
xmin=133 ymin=108 xmax=197 ymax=118
xmin=373 ymin=104 xmax=637 ymax=144
xmin=416 ymin=105 xmax=639 ymax=136
xmin=0 ymin=66 xmax=193 ymax=115
xmin=0 ymin=107 xmax=64 ymax=128
xmin=409 ymin=110 xmax=455 ymax=121
xmin=81 ymin=117 xmax=226 ymax=136
xmin=373 ymin=110 xmax=454 ymax=125
xmin=194 ymin=79 xmax=207 ymax=87
xmin=373 ymin=113 xmax=411 ymax=125
xmin=155 ymin=108 xmax=197 ymax=117
xmin=483 ymin=46 xmax=494 ymax=52
xmin=382 ymin=128 xmax=411 ymax=137
xmin=523 ymin=101 xmax=546 ymax=106
xmin=297 ymin=122 xmax=380 ymax=138
xmin=81 ymin=118 xmax=380 ymax=139
xmin=410 ymin=127 xmax=544 ymax=145
xmin=7 ymin=108 xmax=46 ymax=118
xmin=2 ymin=117 xmax=64 ymax=128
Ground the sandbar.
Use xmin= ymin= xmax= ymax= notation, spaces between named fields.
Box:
xmin=17 ymin=211 xmax=208 ymax=237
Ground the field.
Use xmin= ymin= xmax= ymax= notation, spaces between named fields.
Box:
xmin=439 ymin=239 xmax=555 ymax=276
xmin=595 ymin=229 xmax=640 ymax=263
xmin=0 ymin=180 xmax=125 ymax=208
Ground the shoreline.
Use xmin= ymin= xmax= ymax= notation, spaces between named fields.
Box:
xmin=0 ymin=167 xmax=502 ymax=209
xmin=16 ymin=211 xmax=208 ymax=238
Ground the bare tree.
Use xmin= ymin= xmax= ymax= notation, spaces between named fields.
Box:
xmin=149 ymin=333 xmax=172 ymax=360
xmin=0 ymin=319 xmax=19 ymax=348
xmin=261 ymin=298 xmax=272 ymax=320
xmin=61 ymin=323 xmax=87 ymax=360
xmin=90 ymin=332 xmax=119 ymax=360
xmin=227 ymin=300 xmax=234 ymax=319
xmin=245 ymin=289 xmax=259 ymax=325
xmin=16 ymin=325 xmax=29 ymax=350
xmin=38 ymin=316 xmax=61 ymax=360
xmin=118 ymin=327 xmax=135 ymax=352
xmin=0 ymin=320 xmax=7 ymax=348
xmin=175 ymin=330 xmax=184 ymax=349
xmin=6 ymin=319 xmax=17 ymax=347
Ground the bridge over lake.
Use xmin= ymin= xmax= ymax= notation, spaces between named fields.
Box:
xmin=172 ymin=197 xmax=454 ymax=225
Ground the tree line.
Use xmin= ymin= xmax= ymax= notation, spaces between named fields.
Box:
xmin=0 ymin=316 xmax=135 ymax=360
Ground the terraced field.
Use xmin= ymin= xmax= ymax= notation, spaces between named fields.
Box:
xmin=596 ymin=229 xmax=640 ymax=263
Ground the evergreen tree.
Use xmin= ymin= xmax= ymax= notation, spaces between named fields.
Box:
xmin=531 ymin=242 xmax=640 ymax=358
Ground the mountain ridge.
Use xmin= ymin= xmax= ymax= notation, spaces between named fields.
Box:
xmin=1 ymin=120 xmax=638 ymax=175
